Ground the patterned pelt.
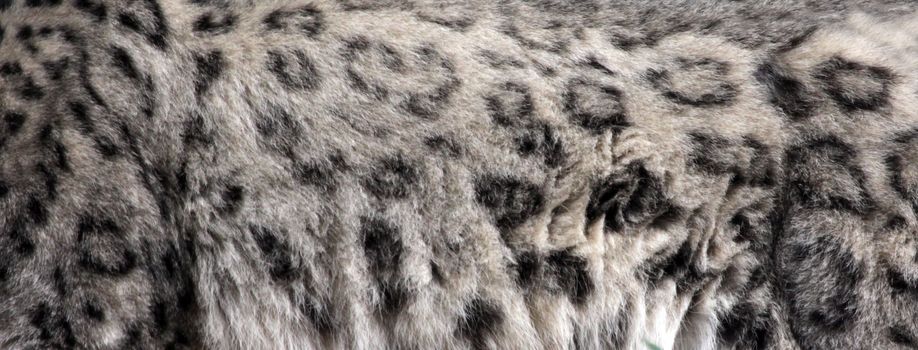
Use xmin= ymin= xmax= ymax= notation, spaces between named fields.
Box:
xmin=1 ymin=0 xmax=917 ymax=349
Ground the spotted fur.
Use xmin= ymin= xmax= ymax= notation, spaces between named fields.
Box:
xmin=1 ymin=1 xmax=917 ymax=349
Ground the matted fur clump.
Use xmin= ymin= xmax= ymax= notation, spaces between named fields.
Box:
xmin=1 ymin=0 xmax=917 ymax=349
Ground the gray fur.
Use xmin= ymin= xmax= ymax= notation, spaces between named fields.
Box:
xmin=1 ymin=1 xmax=917 ymax=349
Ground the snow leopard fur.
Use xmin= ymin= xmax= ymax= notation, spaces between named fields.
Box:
xmin=1 ymin=0 xmax=918 ymax=349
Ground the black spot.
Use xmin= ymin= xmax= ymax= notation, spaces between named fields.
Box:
xmin=181 ymin=113 xmax=212 ymax=150
xmin=117 ymin=0 xmax=169 ymax=50
xmin=38 ymin=125 xmax=70 ymax=173
xmin=889 ymin=325 xmax=918 ymax=347
xmin=77 ymin=215 xmax=138 ymax=276
xmin=362 ymin=154 xmax=420 ymax=199
xmin=111 ymin=46 xmax=141 ymax=81
xmin=501 ymin=22 xmax=570 ymax=53
xmin=340 ymin=36 xmax=369 ymax=59
xmin=717 ymin=302 xmax=773 ymax=350
xmin=586 ymin=164 xmax=674 ymax=233
xmin=175 ymin=277 xmax=198 ymax=312
xmin=516 ymin=128 xmax=550 ymax=155
xmin=515 ymin=123 xmax=565 ymax=168
xmin=417 ymin=13 xmax=474 ymax=31
xmin=175 ymin=163 xmax=190 ymax=198
xmin=379 ymin=282 xmax=411 ymax=316
xmin=688 ymin=132 xmax=735 ymax=175
xmin=689 ymin=133 xmax=775 ymax=190
xmin=564 ymin=80 xmax=630 ymax=134
xmin=477 ymin=50 xmax=525 ymax=70
xmin=360 ymin=215 xmax=409 ymax=315
xmin=42 ymin=57 xmax=71 ymax=80
xmin=399 ymin=45 xmax=460 ymax=119
xmin=25 ymin=0 xmax=61 ymax=6
xmin=784 ymin=136 xmax=873 ymax=214
xmin=342 ymin=36 xmax=405 ymax=72
xmin=457 ymin=298 xmax=504 ymax=350
xmin=295 ymin=153 xmax=347 ymax=192
xmin=254 ymin=106 xmax=300 ymax=139
xmin=886 ymin=130 xmax=918 ymax=216
xmin=193 ymin=11 xmax=237 ymax=34
xmin=473 ymin=174 xmax=544 ymax=237
xmin=37 ymin=125 xmax=70 ymax=175
xmin=36 ymin=26 xmax=53 ymax=37
xmin=0 ymin=260 xmax=8 ymax=284
xmin=51 ymin=267 xmax=67 ymax=297
xmin=648 ymin=58 xmax=737 ymax=107
xmin=298 ymin=296 xmax=334 ymax=334
xmin=193 ymin=50 xmax=224 ymax=99
xmin=95 ymin=138 xmax=120 ymax=158
xmin=120 ymin=324 xmax=144 ymax=348
xmin=430 ymin=261 xmax=445 ymax=285
xmin=729 ymin=212 xmax=766 ymax=252
xmin=754 ymin=61 xmax=814 ymax=120
xmin=0 ymin=179 xmax=8 ymax=198
xmin=267 ymin=49 xmax=320 ymax=91
xmin=814 ymin=56 xmax=895 ymax=112
xmin=249 ymin=224 xmax=297 ymax=281
xmin=293 ymin=160 xmax=330 ymax=187
xmin=887 ymin=267 xmax=918 ymax=296
xmin=8 ymin=217 xmax=35 ymax=255
xmin=884 ymin=215 xmax=908 ymax=231
xmin=424 ymin=134 xmax=463 ymax=157
xmin=263 ymin=5 xmax=324 ymax=36
xmin=0 ymin=61 xmax=23 ymax=76
xmin=84 ymin=301 xmax=105 ymax=322
xmin=345 ymin=67 xmax=389 ymax=100
xmin=31 ymin=169 xmax=53 ymax=207
xmin=70 ymin=102 xmax=120 ymax=157
xmin=782 ymin=235 xmax=862 ymax=333
xmin=16 ymin=25 xmax=33 ymax=41
xmin=52 ymin=140 xmax=69 ymax=172
xmin=777 ymin=26 xmax=817 ymax=52
xmin=485 ymin=82 xmax=532 ymax=127
xmin=151 ymin=300 xmax=170 ymax=333
xmin=359 ymin=215 xmax=403 ymax=276
xmin=0 ymin=0 xmax=11 ymax=10
xmin=5 ymin=195 xmax=50 ymax=255
xmin=514 ymin=251 xmax=542 ymax=289
xmin=26 ymin=195 xmax=48 ymax=225
xmin=4 ymin=110 xmax=26 ymax=134
xmin=146 ymin=240 xmax=198 ymax=307
xmin=77 ymin=49 xmax=110 ymax=108
xmin=166 ymin=329 xmax=194 ymax=349
xmin=146 ymin=239 xmax=198 ymax=316
xmin=645 ymin=240 xmax=706 ymax=293
xmin=31 ymin=303 xmax=77 ymax=348
xmin=583 ymin=56 xmax=616 ymax=75
xmin=123 ymin=141 xmax=175 ymax=218
xmin=547 ymin=249 xmax=594 ymax=305
xmin=741 ymin=137 xmax=779 ymax=188
xmin=20 ymin=77 xmax=45 ymax=100
xmin=402 ymin=78 xmax=459 ymax=119
xmin=217 ymin=185 xmax=244 ymax=216
xmin=339 ymin=0 xmax=412 ymax=11
xmin=74 ymin=0 xmax=108 ymax=22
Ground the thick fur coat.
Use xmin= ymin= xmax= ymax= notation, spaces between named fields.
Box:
xmin=1 ymin=0 xmax=918 ymax=349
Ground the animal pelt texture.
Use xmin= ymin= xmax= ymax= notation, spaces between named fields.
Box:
xmin=1 ymin=0 xmax=917 ymax=349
